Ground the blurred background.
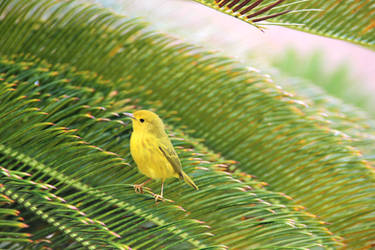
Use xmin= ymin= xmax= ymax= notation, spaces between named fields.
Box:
xmin=90 ymin=0 xmax=375 ymax=117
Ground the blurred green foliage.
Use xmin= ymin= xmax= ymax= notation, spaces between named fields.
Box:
xmin=273 ymin=48 xmax=375 ymax=117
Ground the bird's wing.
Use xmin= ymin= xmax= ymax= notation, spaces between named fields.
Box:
xmin=158 ymin=140 xmax=183 ymax=178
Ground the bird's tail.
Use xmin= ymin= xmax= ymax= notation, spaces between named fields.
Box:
xmin=181 ymin=171 xmax=199 ymax=190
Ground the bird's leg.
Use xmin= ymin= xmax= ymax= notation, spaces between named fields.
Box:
xmin=134 ymin=179 xmax=152 ymax=194
xmin=153 ymin=181 xmax=164 ymax=202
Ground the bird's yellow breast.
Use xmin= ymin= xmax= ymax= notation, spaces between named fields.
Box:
xmin=130 ymin=131 xmax=177 ymax=180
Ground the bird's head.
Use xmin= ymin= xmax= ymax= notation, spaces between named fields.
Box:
xmin=124 ymin=110 xmax=166 ymax=136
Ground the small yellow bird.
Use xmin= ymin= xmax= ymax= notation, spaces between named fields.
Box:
xmin=124 ymin=110 xmax=198 ymax=201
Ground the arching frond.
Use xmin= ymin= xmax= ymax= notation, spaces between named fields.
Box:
xmin=207 ymin=0 xmax=308 ymax=26
xmin=261 ymin=65 xmax=375 ymax=158
xmin=1 ymin=166 xmax=127 ymax=249
xmin=0 ymin=169 xmax=32 ymax=248
xmin=0 ymin=56 xmax=339 ymax=248
xmin=0 ymin=0 xmax=374 ymax=248
xmin=193 ymin=0 xmax=375 ymax=48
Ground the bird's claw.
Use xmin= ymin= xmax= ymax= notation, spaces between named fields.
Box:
xmin=134 ymin=184 xmax=151 ymax=194
xmin=153 ymin=193 xmax=164 ymax=202
xmin=134 ymin=184 xmax=144 ymax=194
xmin=152 ymin=193 xmax=174 ymax=203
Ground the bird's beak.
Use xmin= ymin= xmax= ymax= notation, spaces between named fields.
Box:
xmin=123 ymin=112 xmax=136 ymax=120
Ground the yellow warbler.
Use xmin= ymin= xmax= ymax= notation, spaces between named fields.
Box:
xmin=124 ymin=110 xmax=198 ymax=201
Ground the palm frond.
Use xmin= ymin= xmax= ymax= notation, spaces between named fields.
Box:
xmin=0 ymin=58 xmax=212 ymax=249
xmin=193 ymin=0 xmax=375 ymax=48
xmin=1 ymin=166 xmax=127 ymax=249
xmin=262 ymin=64 xmax=375 ymax=158
xmin=0 ymin=56 xmax=339 ymax=248
xmin=0 ymin=0 xmax=374 ymax=248
xmin=0 ymin=169 xmax=31 ymax=247
xmin=207 ymin=0 xmax=307 ymax=26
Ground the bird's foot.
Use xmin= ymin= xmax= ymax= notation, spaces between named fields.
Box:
xmin=153 ymin=193 xmax=164 ymax=202
xmin=134 ymin=184 xmax=144 ymax=194
xmin=152 ymin=193 xmax=174 ymax=203
xmin=133 ymin=179 xmax=153 ymax=194
xmin=134 ymin=183 xmax=151 ymax=194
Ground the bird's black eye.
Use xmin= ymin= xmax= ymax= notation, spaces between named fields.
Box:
xmin=140 ymin=118 xmax=145 ymax=123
